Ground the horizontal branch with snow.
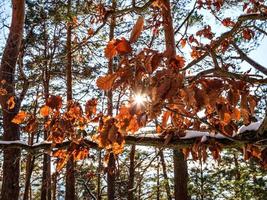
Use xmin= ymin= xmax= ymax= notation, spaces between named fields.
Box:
xmin=0 ymin=121 xmax=266 ymax=153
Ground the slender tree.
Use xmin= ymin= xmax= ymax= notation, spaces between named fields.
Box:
xmin=0 ymin=0 xmax=25 ymax=199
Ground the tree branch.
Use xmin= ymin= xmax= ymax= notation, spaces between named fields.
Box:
xmin=231 ymin=42 xmax=267 ymax=76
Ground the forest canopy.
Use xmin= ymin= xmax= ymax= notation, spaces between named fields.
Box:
xmin=0 ymin=0 xmax=267 ymax=199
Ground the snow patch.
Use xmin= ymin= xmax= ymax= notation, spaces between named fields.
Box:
xmin=237 ymin=120 xmax=263 ymax=134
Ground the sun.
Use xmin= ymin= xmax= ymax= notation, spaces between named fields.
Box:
xmin=133 ymin=93 xmax=147 ymax=105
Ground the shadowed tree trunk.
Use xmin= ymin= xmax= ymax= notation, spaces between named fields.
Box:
xmin=161 ymin=0 xmax=189 ymax=199
xmin=173 ymin=150 xmax=189 ymax=200
xmin=41 ymin=16 xmax=52 ymax=200
xmin=107 ymin=0 xmax=116 ymax=199
xmin=0 ymin=1 xmax=25 ymax=199
xmin=127 ymin=145 xmax=136 ymax=200
xmin=159 ymin=150 xmax=172 ymax=200
xmin=65 ymin=0 xmax=76 ymax=199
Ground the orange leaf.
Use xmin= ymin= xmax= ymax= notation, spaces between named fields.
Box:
xmin=12 ymin=111 xmax=28 ymax=124
xmin=162 ymin=111 xmax=170 ymax=128
xmin=56 ymin=156 xmax=69 ymax=171
xmin=232 ymin=108 xmax=241 ymax=121
xmin=0 ymin=88 xmax=7 ymax=95
xmin=223 ymin=113 xmax=231 ymax=124
xmin=180 ymin=39 xmax=186 ymax=48
xmin=243 ymin=29 xmax=254 ymax=40
xmin=96 ymin=74 xmax=117 ymax=91
xmin=248 ymin=95 xmax=257 ymax=114
xmin=104 ymin=39 xmax=117 ymax=59
xmin=47 ymin=95 xmax=62 ymax=110
xmin=116 ymin=38 xmax=132 ymax=55
xmin=85 ymin=98 xmax=98 ymax=118
xmin=87 ymin=28 xmax=94 ymax=36
xmin=222 ymin=18 xmax=235 ymax=27
xmin=7 ymin=96 xmax=15 ymax=110
xmin=129 ymin=16 xmax=144 ymax=43
xmin=40 ymin=105 xmax=50 ymax=117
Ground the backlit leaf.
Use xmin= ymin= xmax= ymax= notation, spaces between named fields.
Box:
xmin=96 ymin=74 xmax=117 ymax=91
xmin=40 ymin=105 xmax=51 ymax=117
xmin=12 ymin=111 xmax=28 ymax=124
xmin=7 ymin=96 xmax=15 ymax=110
xmin=129 ymin=16 xmax=144 ymax=43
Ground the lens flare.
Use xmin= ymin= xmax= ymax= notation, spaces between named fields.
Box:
xmin=133 ymin=93 xmax=147 ymax=105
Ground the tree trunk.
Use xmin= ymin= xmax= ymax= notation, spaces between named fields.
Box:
xmin=41 ymin=18 xmax=51 ymax=200
xmin=97 ymin=151 xmax=102 ymax=200
xmin=161 ymin=1 xmax=189 ymax=199
xmin=173 ymin=150 xmax=189 ymax=200
xmin=107 ymin=0 xmax=116 ymax=199
xmin=127 ymin=145 xmax=136 ymax=200
xmin=156 ymin=153 xmax=160 ymax=200
xmin=159 ymin=150 xmax=172 ymax=200
xmin=0 ymin=1 xmax=25 ymax=199
xmin=107 ymin=153 xmax=116 ymax=200
xmin=65 ymin=0 xmax=76 ymax=199
xmin=52 ymin=172 xmax=58 ymax=200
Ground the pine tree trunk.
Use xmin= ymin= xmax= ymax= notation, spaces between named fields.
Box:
xmin=161 ymin=1 xmax=189 ymax=199
xmin=65 ymin=0 xmax=76 ymax=199
xmin=159 ymin=151 xmax=172 ymax=200
xmin=97 ymin=151 xmax=102 ymax=200
xmin=52 ymin=172 xmax=58 ymax=200
xmin=41 ymin=18 xmax=51 ymax=200
xmin=156 ymin=153 xmax=160 ymax=200
xmin=173 ymin=150 xmax=189 ymax=200
xmin=0 ymin=1 xmax=25 ymax=199
xmin=107 ymin=1 xmax=116 ymax=199
xmin=127 ymin=145 xmax=136 ymax=200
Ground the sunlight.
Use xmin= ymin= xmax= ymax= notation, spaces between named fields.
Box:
xmin=133 ymin=93 xmax=147 ymax=105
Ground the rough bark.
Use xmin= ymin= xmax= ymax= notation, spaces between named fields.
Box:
xmin=41 ymin=17 xmax=51 ymax=200
xmin=52 ymin=173 xmax=58 ymax=200
xmin=159 ymin=150 xmax=172 ymax=200
xmin=127 ymin=145 xmax=136 ymax=200
xmin=0 ymin=1 xmax=25 ymax=199
xmin=107 ymin=153 xmax=116 ymax=200
xmin=97 ymin=151 xmax=102 ymax=200
xmin=173 ymin=150 xmax=189 ymax=200
xmin=107 ymin=1 xmax=117 ymax=199
xmin=65 ymin=0 xmax=76 ymax=199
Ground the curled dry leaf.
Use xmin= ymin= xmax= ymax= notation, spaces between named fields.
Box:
xmin=129 ymin=16 xmax=144 ymax=43
xmin=96 ymin=74 xmax=117 ymax=91
xmin=116 ymin=38 xmax=132 ymax=55
xmin=47 ymin=95 xmax=62 ymax=110
xmin=0 ymin=87 xmax=7 ymax=95
xmin=7 ymin=96 xmax=15 ymax=110
xmin=40 ymin=105 xmax=51 ymax=117
xmin=85 ymin=98 xmax=98 ymax=118
xmin=12 ymin=111 xmax=28 ymax=124
xmin=105 ymin=39 xmax=117 ymax=59
xmin=180 ymin=39 xmax=186 ymax=48
xmin=104 ymin=38 xmax=132 ymax=59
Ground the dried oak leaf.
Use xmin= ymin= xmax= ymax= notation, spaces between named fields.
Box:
xmin=116 ymin=38 xmax=132 ymax=55
xmin=180 ymin=38 xmax=186 ymax=48
xmin=96 ymin=74 xmax=117 ymax=91
xmin=85 ymin=98 xmax=98 ymax=118
xmin=12 ymin=111 xmax=28 ymax=124
xmin=243 ymin=29 xmax=254 ymax=40
xmin=169 ymin=55 xmax=185 ymax=69
xmin=104 ymin=38 xmax=132 ymax=59
xmin=40 ymin=105 xmax=51 ymax=117
xmin=7 ymin=96 xmax=15 ymax=110
xmin=105 ymin=39 xmax=117 ymax=59
xmin=47 ymin=95 xmax=62 ymax=110
xmin=129 ymin=16 xmax=145 ymax=43
xmin=222 ymin=18 xmax=235 ymax=27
